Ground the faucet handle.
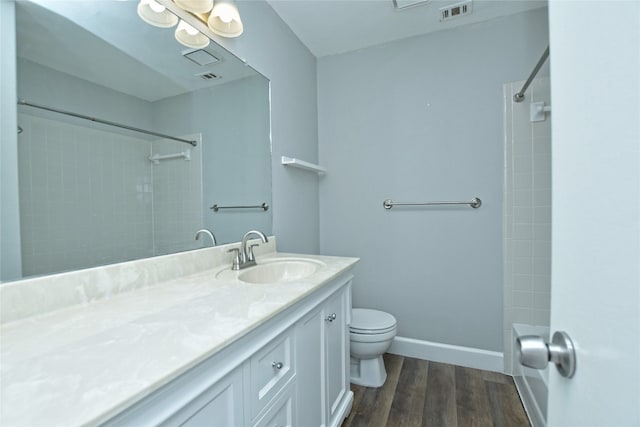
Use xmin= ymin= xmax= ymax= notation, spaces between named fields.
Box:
xmin=247 ymin=244 xmax=260 ymax=262
xmin=227 ymin=248 xmax=241 ymax=271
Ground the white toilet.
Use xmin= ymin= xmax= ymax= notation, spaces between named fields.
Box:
xmin=349 ymin=308 xmax=397 ymax=387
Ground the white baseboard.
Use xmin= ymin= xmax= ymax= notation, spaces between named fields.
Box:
xmin=388 ymin=336 xmax=504 ymax=373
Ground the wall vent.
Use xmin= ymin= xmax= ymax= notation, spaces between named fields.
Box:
xmin=440 ymin=0 xmax=472 ymax=21
xmin=197 ymin=72 xmax=221 ymax=80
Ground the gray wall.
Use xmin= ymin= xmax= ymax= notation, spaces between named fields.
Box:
xmin=17 ymin=58 xmax=153 ymax=128
xmin=152 ymin=75 xmax=271 ymax=244
xmin=318 ymin=8 xmax=549 ymax=351
xmin=0 ymin=0 xmax=22 ymax=281
xmin=208 ymin=0 xmax=320 ymax=254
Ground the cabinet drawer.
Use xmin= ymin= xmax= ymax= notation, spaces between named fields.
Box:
xmin=250 ymin=329 xmax=295 ymax=418
xmin=252 ymin=381 xmax=296 ymax=427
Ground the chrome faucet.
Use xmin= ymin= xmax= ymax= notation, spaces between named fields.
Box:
xmin=230 ymin=230 xmax=268 ymax=270
xmin=195 ymin=229 xmax=217 ymax=246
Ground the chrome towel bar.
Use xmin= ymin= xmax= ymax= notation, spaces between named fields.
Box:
xmin=210 ymin=202 xmax=269 ymax=212
xmin=382 ymin=198 xmax=482 ymax=209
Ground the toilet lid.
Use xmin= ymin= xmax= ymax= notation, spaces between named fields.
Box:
xmin=350 ymin=308 xmax=397 ymax=332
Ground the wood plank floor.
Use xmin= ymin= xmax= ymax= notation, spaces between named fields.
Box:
xmin=343 ymin=354 xmax=530 ymax=427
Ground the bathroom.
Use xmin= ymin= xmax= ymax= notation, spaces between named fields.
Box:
xmin=0 ymin=0 xmax=638 ymax=426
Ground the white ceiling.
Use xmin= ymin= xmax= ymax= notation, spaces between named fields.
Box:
xmin=264 ymin=0 xmax=547 ymax=57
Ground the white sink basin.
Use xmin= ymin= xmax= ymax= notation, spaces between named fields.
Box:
xmin=231 ymin=258 xmax=325 ymax=284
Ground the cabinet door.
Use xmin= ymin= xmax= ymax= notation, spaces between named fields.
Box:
xmin=177 ymin=368 xmax=244 ymax=427
xmin=324 ymin=287 xmax=349 ymax=424
xmin=295 ymin=307 xmax=325 ymax=427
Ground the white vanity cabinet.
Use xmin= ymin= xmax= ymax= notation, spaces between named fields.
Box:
xmin=103 ymin=274 xmax=353 ymax=427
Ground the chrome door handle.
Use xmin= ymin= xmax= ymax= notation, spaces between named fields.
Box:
xmin=516 ymin=331 xmax=576 ymax=378
xmin=325 ymin=313 xmax=337 ymax=322
xmin=272 ymin=361 xmax=283 ymax=370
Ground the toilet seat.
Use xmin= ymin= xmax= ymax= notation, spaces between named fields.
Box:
xmin=350 ymin=308 xmax=397 ymax=334
xmin=350 ymin=325 xmax=396 ymax=335
xmin=350 ymin=327 xmax=397 ymax=343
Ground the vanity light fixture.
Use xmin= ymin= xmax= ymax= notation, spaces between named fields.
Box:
xmin=137 ymin=0 xmax=243 ymax=50
xmin=137 ymin=0 xmax=179 ymax=27
xmin=173 ymin=0 xmax=213 ymax=14
xmin=175 ymin=20 xmax=210 ymax=48
xmin=208 ymin=0 xmax=243 ymax=38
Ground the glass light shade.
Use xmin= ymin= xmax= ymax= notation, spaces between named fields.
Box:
xmin=137 ymin=0 xmax=178 ymax=28
xmin=175 ymin=20 xmax=210 ymax=48
xmin=173 ymin=0 xmax=213 ymax=14
xmin=208 ymin=0 xmax=243 ymax=38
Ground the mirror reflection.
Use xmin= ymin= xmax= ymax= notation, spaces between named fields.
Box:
xmin=3 ymin=0 xmax=272 ymax=282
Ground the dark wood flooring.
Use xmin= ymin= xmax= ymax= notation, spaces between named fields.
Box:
xmin=343 ymin=354 xmax=530 ymax=427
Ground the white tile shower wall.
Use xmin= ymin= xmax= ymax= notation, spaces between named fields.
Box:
xmin=151 ymin=134 xmax=204 ymax=255
xmin=503 ymin=77 xmax=552 ymax=374
xmin=17 ymin=114 xmax=154 ymax=276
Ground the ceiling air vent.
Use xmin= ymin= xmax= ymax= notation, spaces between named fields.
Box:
xmin=183 ymin=49 xmax=220 ymax=66
xmin=440 ymin=0 xmax=472 ymax=21
xmin=197 ymin=72 xmax=221 ymax=80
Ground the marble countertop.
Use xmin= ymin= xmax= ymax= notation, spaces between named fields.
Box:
xmin=0 ymin=251 xmax=358 ymax=427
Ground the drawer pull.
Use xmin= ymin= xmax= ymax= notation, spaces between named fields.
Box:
xmin=272 ymin=361 xmax=284 ymax=370
xmin=325 ymin=313 xmax=337 ymax=322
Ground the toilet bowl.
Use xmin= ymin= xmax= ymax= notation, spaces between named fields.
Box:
xmin=349 ymin=308 xmax=397 ymax=388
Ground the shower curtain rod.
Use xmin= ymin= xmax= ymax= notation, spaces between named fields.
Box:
xmin=514 ymin=46 xmax=549 ymax=103
xmin=17 ymin=100 xmax=198 ymax=147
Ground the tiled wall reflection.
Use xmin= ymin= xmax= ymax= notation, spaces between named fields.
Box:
xmin=17 ymin=115 xmax=203 ymax=277
xmin=151 ymin=134 xmax=203 ymax=256
xmin=18 ymin=114 xmax=154 ymax=276
xmin=503 ymin=77 xmax=552 ymax=373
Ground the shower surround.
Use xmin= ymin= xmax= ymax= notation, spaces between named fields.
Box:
xmin=503 ymin=76 xmax=552 ymax=374
xmin=17 ymin=113 xmax=202 ymax=277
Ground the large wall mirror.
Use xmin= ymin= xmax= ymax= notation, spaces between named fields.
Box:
xmin=1 ymin=0 xmax=272 ymax=282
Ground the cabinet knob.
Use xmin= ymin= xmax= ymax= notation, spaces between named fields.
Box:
xmin=325 ymin=313 xmax=337 ymax=322
xmin=272 ymin=361 xmax=284 ymax=370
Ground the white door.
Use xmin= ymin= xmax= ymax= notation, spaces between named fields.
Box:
xmin=547 ymin=1 xmax=639 ymax=426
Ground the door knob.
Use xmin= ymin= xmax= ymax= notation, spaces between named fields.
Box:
xmin=516 ymin=331 xmax=576 ymax=378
